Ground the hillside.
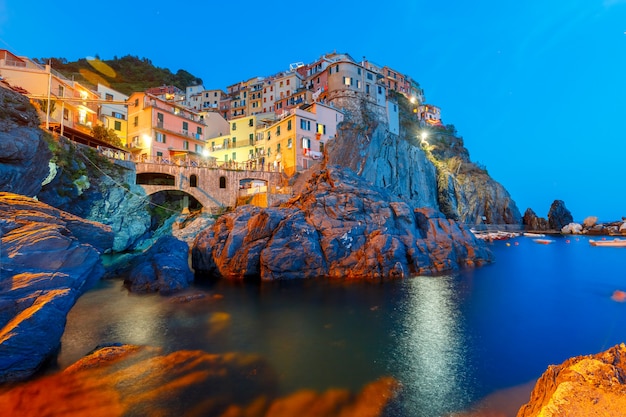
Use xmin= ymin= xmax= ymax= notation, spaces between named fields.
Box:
xmin=35 ymin=55 xmax=203 ymax=95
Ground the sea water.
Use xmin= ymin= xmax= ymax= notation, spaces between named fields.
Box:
xmin=56 ymin=235 xmax=626 ymax=416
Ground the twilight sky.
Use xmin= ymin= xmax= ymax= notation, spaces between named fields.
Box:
xmin=1 ymin=0 xmax=625 ymax=221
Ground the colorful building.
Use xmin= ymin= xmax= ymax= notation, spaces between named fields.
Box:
xmin=0 ymin=50 xmax=100 ymax=141
xmin=127 ymin=91 xmax=207 ymax=162
xmin=207 ymin=113 xmax=275 ymax=168
xmin=263 ymin=102 xmax=344 ymax=176
xmin=97 ymin=84 xmax=129 ymax=145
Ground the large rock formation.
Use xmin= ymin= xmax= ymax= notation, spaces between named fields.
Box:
xmin=0 ymin=344 xmax=399 ymax=417
xmin=517 ymin=344 xmax=626 ymax=416
xmin=192 ymin=166 xmax=493 ymax=281
xmin=0 ymin=192 xmax=112 ymax=382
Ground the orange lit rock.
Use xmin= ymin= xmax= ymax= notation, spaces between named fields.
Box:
xmin=192 ymin=167 xmax=493 ymax=281
xmin=0 ymin=344 xmax=398 ymax=417
xmin=0 ymin=192 xmax=112 ymax=382
xmin=517 ymin=343 xmax=626 ymax=416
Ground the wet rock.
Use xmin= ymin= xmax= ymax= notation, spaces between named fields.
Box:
xmin=0 ymin=192 xmax=112 ymax=383
xmin=124 ymin=235 xmax=194 ymax=295
xmin=517 ymin=343 xmax=626 ymax=417
xmin=193 ymin=166 xmax=493 ymax=281
xmin=547 ymin=200 xmax=573 ymax=231
xmin=0 ymin=344 xmax=399 ymax=417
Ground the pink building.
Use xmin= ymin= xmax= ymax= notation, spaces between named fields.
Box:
xmin=127 ymin=91 xmax=207 ymax=162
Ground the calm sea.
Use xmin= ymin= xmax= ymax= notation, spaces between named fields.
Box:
xmin=56 ymin=235 xmax=626 ymax=416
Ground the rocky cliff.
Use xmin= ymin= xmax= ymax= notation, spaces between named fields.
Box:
xmin=326 ymin=93 xmax=521 ymax=225
xmin=0 ymin=192 xmax=113 ymax=382
xmin=192 ymin=166 xmax=493 ymax=281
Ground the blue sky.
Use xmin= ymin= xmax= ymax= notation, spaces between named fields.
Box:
xmin=1 ymin=0 xmax=625 ymax=221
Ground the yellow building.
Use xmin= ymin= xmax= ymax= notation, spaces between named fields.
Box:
xmin=207 ymin=113 xmax=275 ymax=169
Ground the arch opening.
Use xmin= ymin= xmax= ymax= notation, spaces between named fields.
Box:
xmin=137 ymin=172 xmax=175 ymax=186
xmin=148 ymin=190 xmax=202 ymax=230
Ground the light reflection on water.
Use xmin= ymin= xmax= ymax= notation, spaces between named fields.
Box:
xmin=392 ymin=275 xmax=472 ymax=415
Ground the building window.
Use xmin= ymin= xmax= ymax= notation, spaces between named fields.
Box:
xmin=300 ymin=119 xmax=311 ymax=130
xmin=367 ymin=72 xmax=373 ymax=80
xmin=232 ymin=137 xmax=236 ymax=147
xmin=366 ymin=84 xmax=370 ymax=94
xmin=232 ymin=152 xmax=236 ymax=160
xmin=195 ymin=144 xmax=202 ymax=153
xmin=183 ymin=141 xmax=189 ymax=150
xmin=197 ymin=126 xmax=202 ymax=136
xmin=320 ymin=142 xmax=325 ymax=153
xmin=277 ymin=143 xmax=281 ymax=153
xmin=287 ymin=120 xmax=292 ymax=131
xmin=276 ymin=126 xmax=281 ymax=136
xmin=114 ymin=120 xmax=122 ymax=131
xmin=357 ymin=68 xmax=361 ymax=75
xmin=183 ymin=121 xmax=189 ymax=132
xmin=343 ymin=77 xmax=351 ymax=86
xmin=134 ymin=98 xmax=139 ymax=107
xmin=232 ymin=122 xmax=237 ymax=131
xmin=156 ymin=132 xmax=166 ymax=143
xmin=133 ymin=116 xmax=138 ymax=127
xmin=58 ymin=85 xmax=65 ymax=96
xmin=219 ymin=176 xmax=226 ymax=188
xmin=249 ymin=118 xmax=253 ymax=127
xmin=287 ymin=138 xmax=292 ymax=148
xmin=249 ymin=134 xmax=254 ymax=145
xmin=317 ymin=123 xmax=326 ymax=134
xmin=190 ymin=174 xmax=198 ymax=187
xmin=157 ymin=151 xmax=163 ymax=157
xmin=105 ymin=93 xmax=113 ymax=101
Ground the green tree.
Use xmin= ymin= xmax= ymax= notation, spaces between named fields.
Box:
xmin=91 ymin=125 xmax=123 ymax=148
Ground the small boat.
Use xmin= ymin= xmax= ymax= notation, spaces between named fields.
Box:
xmin=589 ymin=238 xmax=626 ymax=247
xmin=533 ymin=238 xmax=555 ymax=245
xmin=523 ymin=232 xmax=546 ymax=238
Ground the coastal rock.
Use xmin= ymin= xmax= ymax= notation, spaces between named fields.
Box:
xmin=124 ymin=236 xmax=194 ymax=295
xmin=547 ymin=200 xmax=573 ymax=231
xmin=582 ymin=216 xmax=598 ymax=228
xmin=0 ymin=86 xmax=52 ymax=197
xmin=0 ymin=192 xmax=111 ymax=383
xmin=517 ymin=343 xmax=626 ymax=417
xmin=561 ymin=222 xmax=582 ymax=234
xmin=522 ymin=208 xmax=549 ymax=231
xmin=192 ymin=166 xmax=493 ymax=281
xmin=0 ymin=344 xmax=399 ymax=417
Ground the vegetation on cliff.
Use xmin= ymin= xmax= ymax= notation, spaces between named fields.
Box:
xmin=35 ymin=55 xmax=203 ymax=96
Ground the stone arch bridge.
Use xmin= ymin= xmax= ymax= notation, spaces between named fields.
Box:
xmin=134 ymin=162 xmax=286 ymax=212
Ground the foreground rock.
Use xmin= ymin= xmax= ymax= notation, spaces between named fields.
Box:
xmin=0 ymin=192 xmax=112 ymax=383
xmin=0 ymin=344 xmax=399 ymax=417
xmin=123 ymin=235 xmax=194 ymax=295
xmin=193 ymin=166 xmax=493 ymax=281
xmin=517 ymin=344 xmax=626 ymax=417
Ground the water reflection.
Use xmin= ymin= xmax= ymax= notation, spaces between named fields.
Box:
xmin=392 ymin=275 xmax=472 ymax=416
